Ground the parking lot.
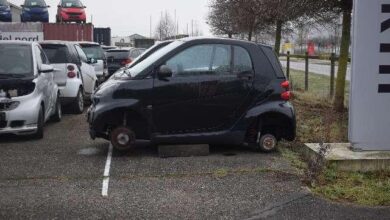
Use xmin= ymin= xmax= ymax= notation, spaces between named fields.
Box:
xmin=0 ymin=111 xmax=389 ymax=219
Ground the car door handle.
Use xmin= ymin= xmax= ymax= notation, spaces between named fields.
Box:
xmin=237 ymin=71 xmax=253 ymax=80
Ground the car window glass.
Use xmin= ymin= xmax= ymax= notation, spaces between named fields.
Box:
xmin=0 ymin=44 xmax=33 ymax=76
xmin=38 ymin=47 xmax=49 ymax=64
xmin=24 ymin=0 xmax=46 ymax=7
xmin=0 ymin=0 xmax=9 ymax=6
xmin=166 ymin=44 xmax=214 ymax=77
xmin=233 ymin=46 xmax=253 ymax=74
xmin=80 ymin=45 xmax=104 ymax=60
xmin=41 ymin=44 xmax=70 ymax=64
xmin=211 ymin=45 xmax=231 ymax=74
xmin=62 ymin=0 xmax=83 ymax=8
xmin=74 ymin=45 xmax=87 ymax=62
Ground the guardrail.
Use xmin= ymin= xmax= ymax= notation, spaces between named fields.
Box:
xmin=280 ymin=52 xmax=338 ymax=97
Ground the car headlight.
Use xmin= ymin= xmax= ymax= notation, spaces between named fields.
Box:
xmin=24 ymin=7 xmax=30 ymax=11
xmin=6 ymin=6 xmax=11 ymax=11
xmin=42 ymin=7 xmax=48 ymax=12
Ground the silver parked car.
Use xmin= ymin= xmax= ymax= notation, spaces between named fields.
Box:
xmin=78 ymin=42 xmax=108 ymax=83
xmin=0 ymin=41 xmax=62 ymax=139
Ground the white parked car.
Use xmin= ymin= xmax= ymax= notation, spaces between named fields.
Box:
xmin=0 ymin=41 xmax=61 ymax=139
xmin=78 ymin=42 xmax=107 ymax=83
xmin=40 ymin=41 xmax=97 ymax=114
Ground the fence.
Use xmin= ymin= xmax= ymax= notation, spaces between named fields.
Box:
xmin=280 ymin=52 xmax=339 ymax=98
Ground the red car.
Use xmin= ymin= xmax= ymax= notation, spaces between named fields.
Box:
xmin=56 ymin=0 xmax=86 ymax=23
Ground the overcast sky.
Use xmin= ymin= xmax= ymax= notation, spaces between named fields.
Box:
xmin=9 ymin=0 xmax=212 ymax=37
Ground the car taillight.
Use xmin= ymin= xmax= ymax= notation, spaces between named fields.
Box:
xmin=281 ymin=91 xmax=292 ymax=101
xmin=281 ymin=81 xmax=290 ymax=90
xmin=281 ymin=80 xmax=291 ymax=101
xmin=121 ymin=59 xmax=132 ymax=66
xmin=67 ymin=65 xmax=75 ymax=71
xmin=68 ymin=72 xmax=76 ymax=78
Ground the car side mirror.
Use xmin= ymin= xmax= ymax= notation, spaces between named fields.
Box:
xmin=87 ymin=58 xmax=97 ymax=64
xmin=20 ymin=4 xmax=24 ymax=7
xmin=158 ymin=65 xmax=173 ymax=79
xmin=39 ymin=64 xmax=54 ymax=73
xmin=57 ymin=5 xmax=61 ymax=8
xmin=47 ymin=5 xmax=50 ymax=8
xmin=83 ymin=6 xmax=87 ymax=8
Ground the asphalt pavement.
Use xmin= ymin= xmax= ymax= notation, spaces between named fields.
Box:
xmin=0 ymin=112 xmax=388 ymax=219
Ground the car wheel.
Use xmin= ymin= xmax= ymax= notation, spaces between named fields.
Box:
xmin=110 ymin=127 xmax=136 ymax=151
xmin=71 ymin=89 xmax=84 ymax=114
xmin=51 ymin=95 xmax=62 ymax=122
xmin=258 ymin=134 xmax=277 ymax=152
xmin=32 ymin=107 xmax=44 ymax=139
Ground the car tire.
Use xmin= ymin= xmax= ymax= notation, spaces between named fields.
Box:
xmin=110 ymin=127 xmax=136 ymax=151
xmin=258 ymin=134 xmax=277 ymax=152
xmin=32 ymin=107 xmax=44 ymax=139
xmin=51 ymin=95 xmax=62 ymax=122
xmin=70 ymin=89 xmax=84 ymax=114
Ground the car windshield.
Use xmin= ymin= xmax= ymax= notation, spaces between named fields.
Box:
xmin=127 ymin=41 xmax=172 ymax=68
xmin=80 ymin=45 xmax=105 ymax=60
xmin=0 ymin=0 xmax=9 ymax=6
xmin=24 ymin=0 xmax=46 ymax=7
xmin=106 ymin=50 xmax=130 ymax=59
xmin=41 ymin=44 xmax=71 ymax=64
xmin=62 ymin=0 xmax=83 ymax=8
xmin=0 ymin=44 xmax=33 ymax=77
xmin=126 ymin=40 xmax=183 ymax=78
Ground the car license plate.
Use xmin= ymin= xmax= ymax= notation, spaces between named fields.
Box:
xmin=0 ymin=112 xmax=5 ymax=121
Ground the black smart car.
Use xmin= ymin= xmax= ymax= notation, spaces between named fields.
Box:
xmin=88 ymin=37 xmax=296 ymax=152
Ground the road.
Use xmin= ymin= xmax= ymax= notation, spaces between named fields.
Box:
xmin=0 ymin=112 xmax=388 ymax=219
xmin=280 ymin=60 xmax=352 ymax=81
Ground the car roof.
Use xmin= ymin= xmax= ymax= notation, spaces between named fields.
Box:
xmin=77 ymin=41 xmax=101 ymax=46
xmin=106 ymin=48 xmax=135 ymax=52
xmin=0 ymin=40 xmax=35 ymax=46
xmin=179 ymin=36 xmax=272 ymax=49
xmin=39 ymin=40 xmax=78 ymax=46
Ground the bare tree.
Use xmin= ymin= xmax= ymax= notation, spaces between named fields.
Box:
xmin=155 ymin=11 xmax=176 ymax=40
xmin=208 ymin=0 xmax=238 ymax=38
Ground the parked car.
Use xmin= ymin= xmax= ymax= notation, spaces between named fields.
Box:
xmin=21 ymin=0 xmax=50 ymax=22
xmin=0 ymin=0 xmax=12 ymax=22
xmin=56 ymin=0 xmax=86 ymax=23
xmin=40 ymin=41 xmax=97 ymax=114
xmin=0 ymin=41 xmax=61 ymax=139
xmin=78 ymin=42 xmax=107 ymax=83
xmin=105 ymin=48 xmax=143 ymax=78
xmin=101 ymin=45 xmax=117 ymax=52
xmin=88 ymin=37 xmax=296 ymax=152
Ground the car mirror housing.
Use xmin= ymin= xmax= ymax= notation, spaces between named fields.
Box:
xmin=39 ymin=64 xmax=54 ymax=73
xmin=158 ymin=65 xmax=173 ymax=79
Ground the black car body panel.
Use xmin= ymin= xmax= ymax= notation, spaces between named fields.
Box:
xmin=88 ymin=37 xmax=296 ymax=146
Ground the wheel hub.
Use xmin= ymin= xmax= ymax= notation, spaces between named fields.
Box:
xmin=117 ymin=133 xmax=130 ymax=145
xmin=263 ymin=137 xmax=275 ymax=150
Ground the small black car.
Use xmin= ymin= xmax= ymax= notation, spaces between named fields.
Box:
xmin=88 ymin=37 xmax=296 ymax=152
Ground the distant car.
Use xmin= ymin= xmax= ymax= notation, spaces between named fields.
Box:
xmin=56 ymin=0 xmax=86 ymax=23
xmin=0 ymin=0 xmax=12 ymax=22
xmin=78 ymin=42 xmax=107 ymax=83
xmin=0 ymin=41 xmax=61 ymax=139
xmin=105 ymin=48 xmax=143 ymax=78
xmin=40 ymin=41 xmax=97 ymax=114
xmin=88 ymin=37 xmax=296 ymax=152
xmin=101 ymin=46 xmax=117 ymax=52
xmin=21 ymin=0 xmax=50 ymax=22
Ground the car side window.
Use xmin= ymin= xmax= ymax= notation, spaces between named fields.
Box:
xmin=233 ymin=46 xmax=253 ymax=74
xmin=74 ymin=45 xmax=88 ymax=63
xmin=38 ymin=47 xmax=50 ymax=64
xmin=165 ymin=44 xmax=231 ymax=77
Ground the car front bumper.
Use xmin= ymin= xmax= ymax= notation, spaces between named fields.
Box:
xmin=0 ymin=12 xmax=12 ymax=22
xmin=0 ymin=124 xmax=37 ymax=135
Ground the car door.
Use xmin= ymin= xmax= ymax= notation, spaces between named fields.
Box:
xmin=196 ymin=45 xmax=255 ymax=130
xmin=35 ymin=45 xmax=55 ymax=120
xmin=74 ymin=44 xmax=96 ymax=94
xmin=152 ymin=44 xmax=219 ymax=134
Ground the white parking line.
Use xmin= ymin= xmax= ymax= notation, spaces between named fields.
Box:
xmin=102 ymin=143 xmax=113 ymax=197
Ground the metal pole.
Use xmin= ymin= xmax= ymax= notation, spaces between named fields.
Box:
xmin=330 ymin=52 xmax=336 ymax=97
xmin=305 ymin=52 xmax=309 ymax=91
xmin=287 ymin=51 xmax=290 ymax=80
